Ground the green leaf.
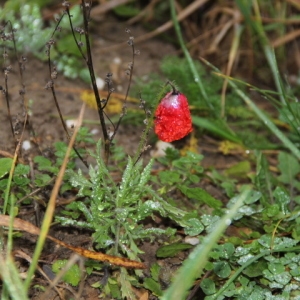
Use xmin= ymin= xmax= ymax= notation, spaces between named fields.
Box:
xmin=150 ymin=263 xmax=161 ymax=282
xmin=159 ymin=170 xmax=181 ymax=185
xmin=14 ymin=164 xmax=30 ymax=176
xmin=56 ymin=33 xmax=82 ymax=57
xmin=143 ymin=278 xmax=163 ymax=296
xmin=52 ymin=260 xmax=81 ymax=286
xmin=156 ymin=243 xmax=193 ymax=258
xmin=268 ymin=262 xmax=285 ymax=275
xmin=277 ymin=151 xmax=300 ymax=184
xmin=244 ymin=190 xmax=262 ymax=204
xmin=192 ymin=116 xmax=242 ymax=144
xmin=258 ymin=235 xmax=298 ymax=249
xmin=178 ymin=186 xmax=222 ymax=209
xmin=138 ymin=158 xmax=154 ymax=188
xmin=212 ymin=243 xmax=235 ymax=260
xmin=224 ymin=160 xmax=251 ymax=178
xmin=182 ymin=217 xmax=204 ymax=236
xmin=13 ymin=175 xmax=30 ymax=186
xmin=172 ymin=151 xmax=204 ymax=170
xmin=113 ymin=4 xmax=140 ymax=17
xmin=0 ymin=158 xmax=13 ymax=179
xmin=120 ymin=268 xmax=136 ymax=300
xmin=34 ymin=173 xmax=51 ymax=187
xmin=213 ymin=261 xmax=231 ymax=278
xmin=107 ymin=278 xmax=122 ymax=299
xmin=243 ymin=260 xmax=268 ymax=278
xmin=273 ymin=186 xmax=290 ymax=214
xmin=34 ymin=156 xmax=58 ymax=173
xmin=200 ymin=278 xmax=216 ymax=295
xmin=264 ymin=204 xmax=280 ymax=218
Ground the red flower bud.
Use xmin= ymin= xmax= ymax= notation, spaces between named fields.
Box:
xmin=154 ymin=90 xmax=193 ymax=142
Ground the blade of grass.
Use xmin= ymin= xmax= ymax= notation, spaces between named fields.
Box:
xmin=0 ymin=254 xmax=29 ymax=300
xmin=161 ymin=189 xmax=251 ymax=300
xmin=170 ymin=0 xmax=241 ymax=141
xmin=235 ymin=0 xmax=286 ymax=104
xmin=192 ymin=116 xmax=242 ymax=144
xmin=201 ymin=58 xmax=300 ymax=160
xmin=221 ymin=22 xmax=243 ymax=117
xmin=233 ymin=84 xmax=300 ymax=159
xmin=169 ymin=0 xmax=210 ymax=112
xmin=3 ymin=117 xmax=27 ymax=215
xmin=23 ymin=103 xmax=86 ymax=291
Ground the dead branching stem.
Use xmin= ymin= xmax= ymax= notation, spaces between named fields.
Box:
xmin=79 ymin=0 xmax=110 ymax=162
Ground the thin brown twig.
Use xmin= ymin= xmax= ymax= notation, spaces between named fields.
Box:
xmin=110 ymin=29 xmax=136 ymax=141
xmin=78 ymin=0 xmax=110 ymax=162
xmin=13 ymin=249 xmax=65 ymax=300
xmin=2 ymin=22 xmax=15 ymax=142
xmin=45 ymin=8 xmax=88 ymax=168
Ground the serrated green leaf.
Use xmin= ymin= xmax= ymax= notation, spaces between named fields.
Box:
xmin=34 ymin=173 xmax=51 ymax=187
xmin=178 ymin=186 xmax=222 ymax=209
xmin=264 ymin=204 xmax=280 ymax=217
xmin=156 ymin=243 xmax=193 ymax=258
xmin=14 ymin=164 xmax=30 ymax=176
xmin=68 ymin=168 xmax=92 ymax=196
xmin=52 ymin=260 xmax=81 ymax=286
xmin=138 ymin=158 xmax=153 ymax=187
xmin=188 ymin=174 xmax=200 ymax=184
xmin=107 ymin=280 xmax=121 ymax=299
xmin=144 ymin=278 xmax=163 ymax=296
xmin=172 ymin=151 xmax=204 ymax=170
xmin=120 ymin=268 xmax=136 ymax=300
xmin=34 ymin=155 xmax=58 ymax=173
xmin=150 ymin=263 xmax=161 ymax=282
xmin=159 ymin=170 xmax=181 ymax=185
xmin=13 ymin=175 xmax=30 ymax=186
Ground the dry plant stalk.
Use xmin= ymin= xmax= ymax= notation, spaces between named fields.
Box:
xmin=0 ymin=215 xmax=146 ymax=269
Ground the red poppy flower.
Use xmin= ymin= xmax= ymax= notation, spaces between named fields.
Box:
xmin=154 ymin=88 xmax=193 ymax=142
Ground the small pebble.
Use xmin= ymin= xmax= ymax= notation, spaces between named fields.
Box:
xmin=116 ymin=84 xmax=123 ymax=92
xmin=90 ymin=128 xmax=99 ymax=135
xmin=22 ymin=140 xmax=31 ymax=151
xmin=113 ymin=57 xmax=121 ymax=64
xmin=184 ymin=236 xmax=200 ymax=245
